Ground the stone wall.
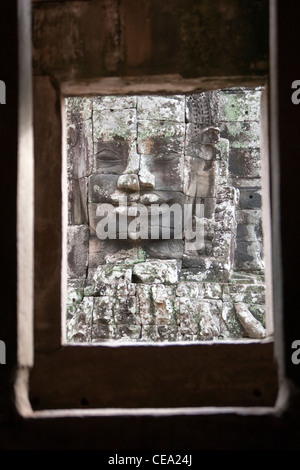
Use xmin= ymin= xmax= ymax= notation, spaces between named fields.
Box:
xmin=66 ymin=88 xmax=266 ymax=342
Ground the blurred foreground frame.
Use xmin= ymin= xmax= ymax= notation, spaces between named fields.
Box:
xmin=1 ymin=0 xmax=300 ymax=450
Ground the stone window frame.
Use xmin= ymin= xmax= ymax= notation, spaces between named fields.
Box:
xmin=12 ymin=0 xmax=285 ymax=420
xmin=24 ymin=73 xmax=278 ymax=411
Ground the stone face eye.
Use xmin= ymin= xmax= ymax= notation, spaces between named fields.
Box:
xmin=96 ymin=149 xmax=125 ymax=173
xmin=97 ymin=149 xmax=122 ymax=164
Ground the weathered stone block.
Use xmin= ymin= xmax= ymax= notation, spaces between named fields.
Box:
xmin=137 ymin=96 xmax=185 ymax=122
xmin=203 ymin=283 xmax=223 ymax=299
xmin=93 ymin=96 xmax=136 ymax=111
xmin=138 ymin=167 xmax=155 ymax=190
xmin=92 ymin=324 xmax=117 ymax=342
xmin=66 ymin=280 xmax=85 ymax=319
xmin=181 ymin=252 xmax=207 ymax=268
xmin=115 ymin=325 xmax=141 ymax=340
xmin=212 ymin=233 xmax=234 ymax=268
xmin=234 ymin=302 xmax=266 ymax=338
xmin=214 ymin=203 xmax=236 ymax=227
xmin=221 ymin=302 xmax=244 ymax=338
xmin=67 ymin=119 xmax=93 ymax=179
xmin=180 ymin=267 xmax=231 ymax=283
xmin=238 ymin=188 xmax=262 ymax=210
xmin=219 ymin=90 xmax=261 ymax=122
xmin=66 ymin=97 xmax=94 ymax=179
xmin=67 ymin=225 xmax=89 ymax=279
xmin=66 ymin=296 xmax=93 ymax=343
xmin=141 ymin=325 xmax=178 ymax=342
xmin=139 ymin=190 xmax=186 ymax=206
xmin=88 ymin=236 xmax=107 ymax=268
xmin=144 ymin=240 xmax=184 ymax=260
xmin=248 ymin=304 xmax=265 ymax=327
xmin=137 ymin=120 xmax=185 ymax=155
xmin=180 ymin=333 xmax=200 ymax=341
xmin=176 ymin=297 xmax=200 ymax=335
xmin=66 ymin=97 xmax=93 ymax=122
xmin=114 ymin=296 xmax=139 ymax=325
xmin=204 ymin=218 xmax=215 ymax=241
xmin=186 ymin=92 xmax=220 ymax=127
xmin=215 ymin=185 xmax=239 ymax=202
xmin=229 ymin=177 xmax=261 ymax=189
xmin=88 ymin=173 xmax=119 ymax=204
xmin=93 ymin=296 xmax=115 ymax=325
xmin=220 ymin=121 xmax=261 ymax=148
xmin=216 ymin=160 xmax=229 ymax=186
xmin=236 ymin=223 xmax=262 ymax=242
xmin=87 ymin=264 xmax=132 ymax=296
xmin=204 ymin=198 xmax=216 ymax=219
xmin=93 ymin=109 xmax=136 ymax=141
xmin=176 ymin=281 xmax=203 ymax=298
xmin=230 ymin=272 xmax=265 ymax=284
xmin=198 ymin=299 xmax=223 ymax=340
xmin=215 ymin=138 xmax=230 ymax=161
xmin=229 ymin=148 xmax=261 ymax=178
xmin=104 ymin=243 xmax=144 ymax=266
xmin=234 ymin=241 xmax=264 ymax=271
xmin=184 ymin=156 xmax=217 ymax=197
xmin=140 ymin=154 xmax=184 ymax=191
xmin=200 ymin=127 xmax=220 ymax=145
xmin=185 ymin=124 xmax=218 ymax=158
xmin=86 ymin=267 xmax=97 ymax=284
xmin=223 ymin=284 xmax=265 ymax=305
xmin=133 ymin=260 xmax=179 ymax=284
xmin=67 ymin=279 xmax=85 ymax=301
xmin=68 ymin=177 xmax=88 ymax=225
xmin=151 ymin=284 xmax=177 ymax=325
xmin=85 ymin=280 xmax=116 ymax=297
xmin=136 ymin=284 xmax=153 ymax=325
xmin=236 ymin=209 xmax=262 ymax=225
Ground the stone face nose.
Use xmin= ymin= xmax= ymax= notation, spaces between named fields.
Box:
xmin=117 ymin=174 xmax=140 ymax=191
xmin=117 ymin=171 xmax=155 ymax=191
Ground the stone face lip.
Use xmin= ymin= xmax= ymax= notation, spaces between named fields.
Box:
xmin=234 ymin=302 xmax=266 ymax=339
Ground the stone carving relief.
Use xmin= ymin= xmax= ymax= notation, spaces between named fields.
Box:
xmin=66 ymin=89 xmax=266 ymax=343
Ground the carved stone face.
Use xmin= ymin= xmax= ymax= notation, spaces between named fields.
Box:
xmin=66 ymin=90 xmax=265 ymax=344
xmin=88 ymin=96 xmax=218 ymax=262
